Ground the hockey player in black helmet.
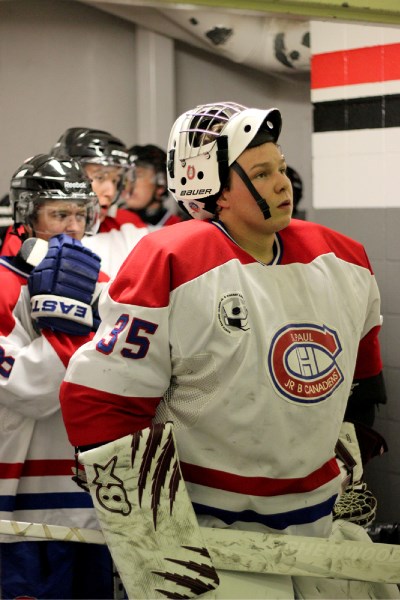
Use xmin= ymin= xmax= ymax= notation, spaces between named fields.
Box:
xmin=0 ymin=154 xmax=114 ymax=599
xmin=119 ymin=144 xmax=184 ymax=229
xmin=10 ymin=153 xmax=100 ymax=240
xmin=52 ymin=127 xmax=145 ymax=232
xmin=1 ymin=153 xmax=101 ymax=255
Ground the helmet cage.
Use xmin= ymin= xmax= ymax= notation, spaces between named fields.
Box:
xmin=167 ymin=102 xmax=282 ymax=219
xmin=12 ymin=190 xmax=100 ymax=236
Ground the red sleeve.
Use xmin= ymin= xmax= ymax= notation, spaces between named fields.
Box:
xmin=1 ymin=227 xmax=22 ymax=256
xmin=353 ymin=325 xmax=383 ymax=379
xmin=0 ymin=269 xmax=25 ymax=335
xmin=42 ymin=329 xmax=95 ymax=368
xmin=60 ymin=381 xmax=161 ymax=446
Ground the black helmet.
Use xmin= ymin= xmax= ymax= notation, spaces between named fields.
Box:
xmin=128 ymin=144 xmax=167 ymax=188
xmin=286 ymin=165 xmax=303 ymax=210
xmin=52 ymin=127 xmax=129 ymax=168
xmin=10 ymin=154 xmax=100 ymax=235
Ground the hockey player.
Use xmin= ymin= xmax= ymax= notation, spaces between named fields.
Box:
xmin=0 ymin=154 xmax=114 ymax=598
xmin=51 ymin=127 xmax=145 ymax=231
xmin=60 ymin=102 xmax=387 ymax=598
xmin=119 ymin=144 xmax=184 ymax=229
xmin=52 ymin=127 xmax=149 ymax=278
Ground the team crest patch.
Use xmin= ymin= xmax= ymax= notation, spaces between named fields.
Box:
xmin=218 ymin=292 xmax=250 ymax=334
xmin=268 ymin=323 xmax=344 ymax=404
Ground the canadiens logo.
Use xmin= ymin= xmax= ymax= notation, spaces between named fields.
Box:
xmin=218 ymin=293 xmax=250 ymax=334
xmin=268 ymin=323 xmax=344 ymax=404
xmin=188 ymin=201 xmax=201 ymax=212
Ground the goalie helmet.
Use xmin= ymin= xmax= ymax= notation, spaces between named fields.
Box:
xmin=10 ymin=154 xmax=100 ymax=235
xmin=167 ymin=101 xmax=282 ymax=220
xmin=52 ymin=127 xmax=129 ymax=169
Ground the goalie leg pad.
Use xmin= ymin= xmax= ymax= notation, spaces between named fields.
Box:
xmin=79 ymin=422 xmax=219 ymax=599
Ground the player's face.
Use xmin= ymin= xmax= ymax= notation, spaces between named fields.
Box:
xmin=31 ymin=200 xmax=87 ymax=241
xmin=122 ymin=165 xmax=158 ymax=210
xmin=84 ymin=164 xmax=123 ymax=222
xmin=219 ymin=142 xmax=293 ymax=236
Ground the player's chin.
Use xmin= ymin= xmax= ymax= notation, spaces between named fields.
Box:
xmin=270 ymin=211 xmax=292 ymax=231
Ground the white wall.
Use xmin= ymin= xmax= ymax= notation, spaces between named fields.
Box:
xmin=0 ymin=0 xmax=313 ymax=215
xmin=0 ymin=0 xmax=137 ymax=195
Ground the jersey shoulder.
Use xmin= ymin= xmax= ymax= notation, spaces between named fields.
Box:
xmin=0 ymin=256 xmax=29 ymax=281
xmin=0 ymin=257 xmax=27 ymax=334
xmin=280 ymin=219 xmax=371 ymax=270
xmin=110 ymin=219 xmax=250 ymax=306
xmin=123 ymin=218 xmax=250 ymax=273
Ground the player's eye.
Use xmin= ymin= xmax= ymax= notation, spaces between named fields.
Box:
xmin=254 ymin=170 xmax=268 ymax=180
xmin=51 ymin=211 xmax=68 ymax=220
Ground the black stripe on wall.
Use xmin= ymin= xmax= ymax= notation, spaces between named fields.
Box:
xmin=313 ymin=94 xmax=400 ymax=132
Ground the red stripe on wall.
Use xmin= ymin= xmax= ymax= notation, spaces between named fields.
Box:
xmin=180 ymin=457 xmax=340 ymax=497
xmin=311 ymin=43 xmax=400 ymax=89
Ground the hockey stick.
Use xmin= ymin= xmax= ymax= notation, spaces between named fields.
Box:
xmin=1 ymin=518 xmax=400 ymax=584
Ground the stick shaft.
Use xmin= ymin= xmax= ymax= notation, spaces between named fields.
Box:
xmin=1 ymin=519 xmax=399 ymax=583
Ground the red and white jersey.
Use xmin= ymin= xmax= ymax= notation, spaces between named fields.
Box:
xmin=82 ymin=222 xmax=149 ymax=279
xmin=115 ymin=204 xmax=184 ymax=231
xmin=147 ymin=209 xmax=183 ymax=231
xmin=100 ymin=208 xmax=147 ymax=233
xmin=61 ymin=218 xmax=383 ymax=538
xmin=0 ymin=255 xmax=109 ymax=538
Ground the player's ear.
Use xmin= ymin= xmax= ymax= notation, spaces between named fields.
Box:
xmin=216 ymin=193 xmax=228 ymax=211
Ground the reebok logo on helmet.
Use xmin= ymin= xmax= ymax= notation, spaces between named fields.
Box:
xmin=64 ymin=181 xmax=89 ymax=190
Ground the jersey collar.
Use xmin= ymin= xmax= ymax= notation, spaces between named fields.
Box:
xmin=211 ymin=219 xmax=282 ymax=265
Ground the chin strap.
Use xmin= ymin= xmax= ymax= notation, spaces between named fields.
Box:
xmin=231 ymin=162 xmax=271 ymax=220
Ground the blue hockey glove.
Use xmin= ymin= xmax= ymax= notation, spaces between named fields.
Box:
xmin=28 ymin=234 xmax=101 ymax=335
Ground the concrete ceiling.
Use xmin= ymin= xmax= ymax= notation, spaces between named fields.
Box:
xmin=77 ymin=0 xmax=400 ymax=74
xmin=78 ymin=0 xmax=400 ymax=26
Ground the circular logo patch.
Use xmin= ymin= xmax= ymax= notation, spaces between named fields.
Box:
xmin=268 ymin=323 xmax=344 ymax=404
xmin=218 ymin=292 xmax=250 ymax=334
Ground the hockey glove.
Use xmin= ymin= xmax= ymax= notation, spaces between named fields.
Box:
xmin=333 ymin=422 xmax=379 ymax=528
xmin=28 ymin=233 xmax=101 ymax=335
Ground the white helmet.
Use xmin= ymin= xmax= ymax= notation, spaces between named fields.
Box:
xmin=167 ymin=101 xmax=281 ymax=220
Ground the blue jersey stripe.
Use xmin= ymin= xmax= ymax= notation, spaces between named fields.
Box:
xmin=193 ymin=494 xmax=337 ymax=530
xmin=0 ymin=492 xmax=94 ymax=512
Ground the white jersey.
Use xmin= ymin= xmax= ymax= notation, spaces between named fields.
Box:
xmin=61 ymin=218 xmax=383 ymax=539
xmin=0 ymin=255 xmax=108 ymax=539
xmin=82 ymin=222 xmax=149 ymax=278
